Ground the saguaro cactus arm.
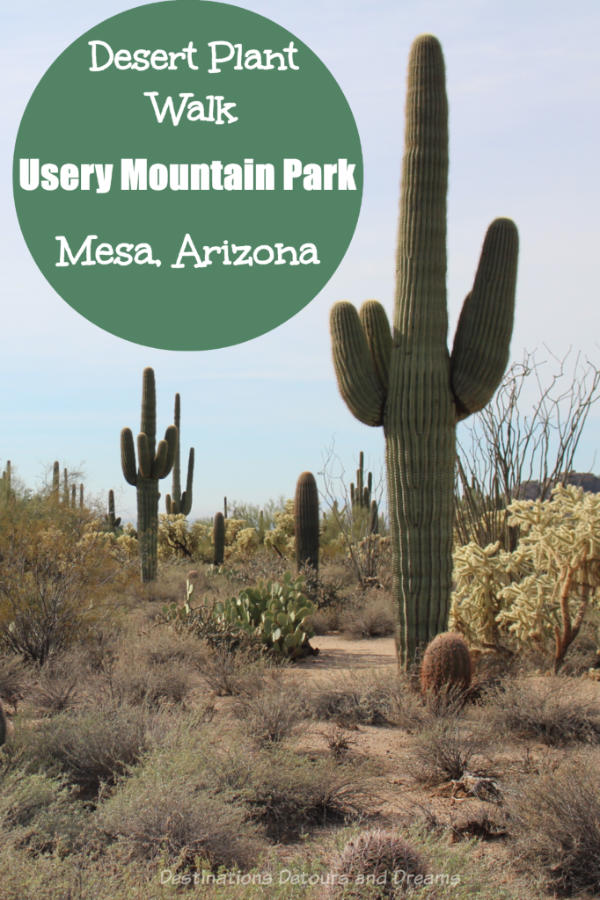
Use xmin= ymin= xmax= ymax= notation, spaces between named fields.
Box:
xmin=359 ymin=300 xmax=392 ymax=392
xmin=330 ymin=303 xmax=386 ymax=426
xmin=166 ymin=393 xmax=195 ymax=515
xmin=121 ymin=429 xmax=137 ymax=486
xmin=450 ymin=218 xmax=519 ymax=420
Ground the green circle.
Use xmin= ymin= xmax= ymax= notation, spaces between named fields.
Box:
xmin=13 ymin=1 xmax=362 ymax=350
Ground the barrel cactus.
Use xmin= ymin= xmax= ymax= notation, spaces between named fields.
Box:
xmin=294 ymin=471 xmax=319 ymax=573
xmin=120 ymin=367 xmax=177 ymax=582
xmin=420 ymin=632 xmax=472 ymax=696
xmin=328 ymin=828 xmax=426 ymax=898
xmin=329 ymin=35 xmax=518 ymax=667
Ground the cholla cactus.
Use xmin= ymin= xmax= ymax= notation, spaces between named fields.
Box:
xmin=451 ymin=485 xmax=600 ymax=670
xmin=329 ymin=35 xmax=518 ymax=667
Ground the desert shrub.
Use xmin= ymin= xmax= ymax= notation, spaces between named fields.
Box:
xmin=109 ymin=659 xmax=192 ymax=709
xmin=0 ymin=499 xmax=125 ymax=664
xmin=94 ymin=767 xmax=260 ymax=872
xmin=308 ymin=671 xmax=422 ymax=729
xmin=30 ymin=653 xmax=82 ymax=714
xmin=196 ymin=645 xmax=274 ymax=696
xmin=0 ymin=769 xmax=87 ymax=854
xmin=507 ymin=753 xmax=600 ymax=895
xmin=482 ymin=676 xmax=600 ymax=745
xmin=235 ymin=746 xmax=371 ymax=840
xmin=263 ymin=500 xmax=295 ymax=558
xmin=328 ymin=828 xmax=427 ymax=898
xmin=158 ymin=514 xmax=207 ymax=560
xmin=19 ymin=704 xmax=154 ymax=795
xmin=234 ymin=682 xmax=306 ymax=745
xmin=340 ymin=591 xmax=395 ymax=639
xmin=407 ymin=717 xmax=486 ymax=785
xmin=0 ymin=655 xmax=29 ymax=709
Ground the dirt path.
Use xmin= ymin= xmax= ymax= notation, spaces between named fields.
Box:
xmin=296 ymin=635 xmax=397 ymax=677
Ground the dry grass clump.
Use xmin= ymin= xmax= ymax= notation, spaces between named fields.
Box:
xmin=94 ymin=770 xmax=261 ymax=872
xmin=407 ymin=716 xmax=489 ymax=786
xmin=309 ymin=671 xmax=423 ymax=730
xmin=195 ymin=644 xmax=277 ymax=696
xmin=236 ymin=746 xmax=372 ymax=840
xmin=506 ymin=752 xmax=600 ymax=896
xmin=0 ymin=656 xmax=29 ymax=710
xmin=339 ymin=591 xmax=395 ymax=639
xmin=109 ymin=657 xmax=192 ymax=709
xmin=234 ymin=681 xmax=306 ymax=745
xmin=17 ymin=704 xmax=156 ymax=796
xmin=0 ymin=769 xmax=87 ymax=854
xmin=482 ymin=676 xmax=600 ymax=745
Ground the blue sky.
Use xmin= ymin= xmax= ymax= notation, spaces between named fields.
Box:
xmin=2 ymin=0 xmax=599 ymax=521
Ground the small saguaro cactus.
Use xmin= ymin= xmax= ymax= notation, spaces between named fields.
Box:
xmin=350 ymin=451 xmax=373 ymax=509
xmin=165 ymin=393 xmax=195 ymax=516
xmin=0 ymin=460 xmax=11 ymax=502
xmin=329 ymin=35 xmax=518 ymax=667
xmin=52 ymin=461 xmax=60 ymax=502
xmin=295 ymin=471 xmax=319 ymax=573
xmin=213 ymin=511 xmax=225 ymax=565
xmin=420 ymin=632 xmax=472 ymax=696
xmin=121 ymin=367 xmax=177 ymax=582
xmin=106 ymin=489 xmax=122 ymax=532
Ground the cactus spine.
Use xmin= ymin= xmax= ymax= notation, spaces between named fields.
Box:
xmin=329 ymin=36 xmax=518 ymax=667
xmin=121 ymin=367 xmax=177 ymax=582
xmin=420 ymin=632 xmax=472 ymax=696
xmin=213 ymin=511 xmax=225 ymax=565
xmin=294 ymin=471 xmax=319 ymax=573
xmin=165 ymin=393 xmax=195 ymax=515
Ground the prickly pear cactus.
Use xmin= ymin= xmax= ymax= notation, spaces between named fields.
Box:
xmin=294 ymin=471 xmax=319 ymax=573
xmin=329 ymin=35 xmax=518 ymax=666
xmin=165 ymin=393 xmax=195 ymax=516
xmin=420 ymin=632 xmax=472 ymax=696
xmin=121 ymin=367 xmax=177 ymax=582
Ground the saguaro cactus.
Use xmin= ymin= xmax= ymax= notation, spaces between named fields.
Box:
xmin=329 ymin=35 xmax=518 ymax=667
xmin=350 ymin=451 xmax=373 ymax=509
xmin=165 ymin=393 xmax=195 ymax=515
xmin=295 ymin=471 xmax=319 ymax=573
xmin=213 ymin=511 xmax=225 ymax=565
xmin=121 ymin=367 xmax=177 ymax=582
xmin=106 ymin=489 xmax=121 ymax=532
xmin=0 ymin=461 xmax=11 ymax=502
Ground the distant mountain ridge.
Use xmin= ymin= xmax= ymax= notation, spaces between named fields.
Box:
xmin=513 ymin=472 xmax=600 ymax=500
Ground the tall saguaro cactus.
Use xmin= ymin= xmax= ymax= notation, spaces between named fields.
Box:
xmin=329 ymin=35 xmax=518 ymax=667
xmin=295 ymin=471 xmax=320 ymax=573
xmin=165 ymin=393 xmax=195 ymax=516
xmin=121 ymin=367 xmax=177 ymax=582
